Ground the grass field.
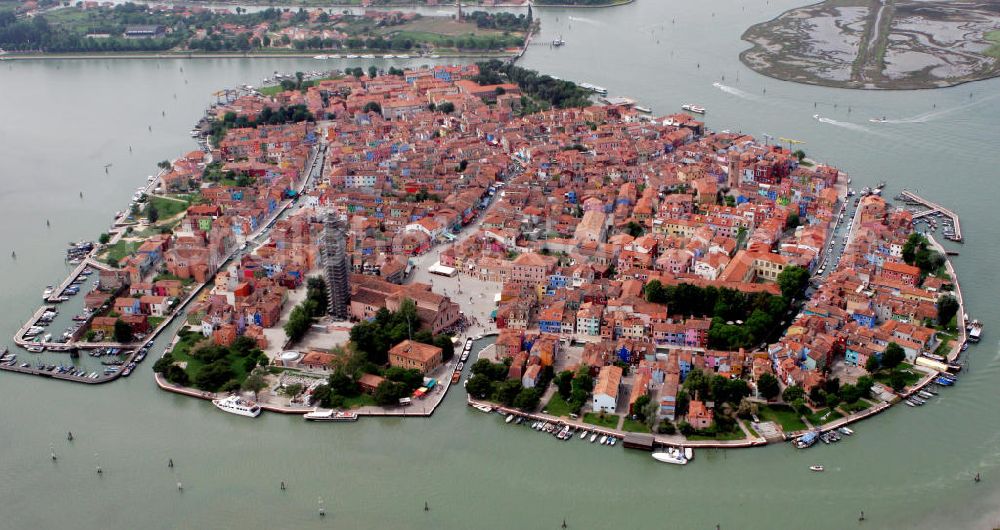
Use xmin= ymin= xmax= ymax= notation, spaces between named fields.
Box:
xmin=170 ymin=332 xmax=251 ymax=385
xmin=149 ymin=195 xmax=191 ymax=221
xmin=543 ymin=393 xmax=576 ymax=418
xmin=101 ymin=240 xmax=139 ymax=265
xmin=806 ymin=407 xmax=843 ymax=426
xmin=840 ymin=398 xmax=873 ymax=413
xmin=583 ymin=412 xmax=619 ymax=429
xmin=687 ymin=429 xmax=748 ymax=441
xmin=377 ymin=18 xmax=508 ymax=39
xmin=621 ymin=418 xmax=650 ymax=433
xmin=759 ymin=404 xmax=807 ymax=432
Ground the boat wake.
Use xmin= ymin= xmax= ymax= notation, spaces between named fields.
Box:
xmin=567 ymin=16 xmax=602 ymax=26
xmin=814 ymin=115 xmax=870 ymax=133
xmin=712 ymin=82 xmax=756 ymax=100
xmin=880 ymin=92 xmax=1000 ymax=124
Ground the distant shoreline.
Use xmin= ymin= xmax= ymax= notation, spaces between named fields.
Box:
xmin=0 ymin=51 xmax=514 ymax=61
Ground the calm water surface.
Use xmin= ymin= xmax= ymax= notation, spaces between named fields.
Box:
xmin=1 ymin=1 xmax=999 ymax=529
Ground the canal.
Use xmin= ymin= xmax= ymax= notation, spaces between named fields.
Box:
xmin=1 ymin=1 xmax=999 ymax=528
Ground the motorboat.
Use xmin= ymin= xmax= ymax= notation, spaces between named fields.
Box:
xmin=682 ymin=104 xmax=706 ymax=114
xmin=212 ymin=395 xmax=262 ymax=418
xmin=810 ymin=465 xmax=825 ymax=472
xmin=580 ymin=430 xmax=589 ymax=440
xmin=684 ymin=447 xmax=693 ymax=460
xmin=651 ymin=449 xmax=688 ymax=465
xmin=599 ymin=435 xmax=608 ymax=444
xmin=304 ymin=409 xmax=359 ymax=422
xmin=590 ymin=433 xmax=598 ymax=443
xmin=473 ymin=404 xmax=493 ymax=413
xmin=505 ymin=414 xmax=515 ymax=424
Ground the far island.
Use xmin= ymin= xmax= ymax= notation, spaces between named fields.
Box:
xmin=740 ymin=0 xmax=1000 ymax=89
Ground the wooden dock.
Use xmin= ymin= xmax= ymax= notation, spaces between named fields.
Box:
xmin=899 ymin=190 xmax=963 ymax=242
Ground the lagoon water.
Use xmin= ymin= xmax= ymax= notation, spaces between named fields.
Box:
xmin=1 ymin=1 xmax=1000 ymax=528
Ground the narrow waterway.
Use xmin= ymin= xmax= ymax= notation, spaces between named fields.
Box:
xmin=1 ymin=1 xmax=1000 ymax=528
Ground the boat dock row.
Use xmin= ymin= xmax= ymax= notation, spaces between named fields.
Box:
xmin=898 ymin=190 xmax=963 ymax=242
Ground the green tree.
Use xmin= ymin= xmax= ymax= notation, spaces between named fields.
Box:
xmin=147 ymin=203 xmax=159 ymax=223
xmin=786 ymin=212 xmax=800 ymax=230
xmin=493 ymin=379 xmax=523 ymax=407
xmin=644 ymin=279 xmax=667 ymax=304
xmin=113 ymin=319 xmax=132 ymax=343
xmin=782 ymin=385 xmax=804 ymax=403
xmin=241 ymin=372 xmax=268 ymax=400
xmin=633 ymin=394 xmax=651 ymax=422
xmin=513 ymin=387 xmax=540 ymax=411
xmin=757 ymin=373 xmax=780 ymax=400
xmin=856 ymin=375 xmax=874 ymax=397
xmin=368 ymin=65 xmax=377 ymax=79
xmin=624 ymin=221 xmax=644 ymax=237
xmin=882 ymin=342 xmax=906 ymax=369
xmin=98 ymin=233 xmax=111 ymax=244
xmin=865 ymin=355 xmax=880 ymax=373
xmin=437 ymin=101 xmax=455 ymax=114
xmin=777 ymin=265 xmax=810 ymax=301
xmin=165 ymin=365 xmax=189 ymax=386
xmin=555 ymin=370 xmax=573 ymax=399
xmin=889 ymin=371 xmax=907 ymax=392
xmin=902 ymin=233 xmax=925 ymax=265
xmin=937 ymin=294 xmax=959 ymax=327
xmin=838 ymin=383 xmax=861 ymax=404
xmin=363 ymin=101 xmax=382 ymax=114
xmin=466 ymin=373 xmax=495 ymax=399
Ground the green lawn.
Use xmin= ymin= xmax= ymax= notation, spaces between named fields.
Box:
xmin=543 ymin=393 xmax=575 ymax=418
xmin=341 ymin=394 xmax=376 ymax=409
xmin=102 ymin=240 xmax=140 ymax=265
xmin=806 ymin=407 xmax=843 ymax=426
xmin=687 ymin=429 xmax=747 ymax=441
xmin=147 ymin=316 xmax=167 ymax=329
xmin=621 ymin=418 xmax=651 ymax=433
xmin=759 ymin=404 xmax=807 ymax=432
xmin=168 ymin=331 xmax=252 ymax=386
xmin=149 ymin=195 xmax=191 ymax=220
xmin=874 ymin=366 xmax=922 ymax=387
xmin=583 ymin=412 xmax=620 ymax=429
xmin=840 ymin=398 xmax=873 ymax=413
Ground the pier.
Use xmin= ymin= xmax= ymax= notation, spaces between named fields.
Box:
xmin=898 ymin=190 xmax=963 ymax=242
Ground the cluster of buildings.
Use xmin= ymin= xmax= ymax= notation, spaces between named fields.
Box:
xmin=84 ymin=114 xmax=314 ymax=346
xmin=768 ymin=194 xmax=949 ymax=389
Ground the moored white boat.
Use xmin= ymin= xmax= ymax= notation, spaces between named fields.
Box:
xmin=304 ymin=408 xmax=358 ymax=422
xmin=212 ymin=395 xmax=262 ymax=418
xmin=652 ymin=449 xmax=688 ymax=465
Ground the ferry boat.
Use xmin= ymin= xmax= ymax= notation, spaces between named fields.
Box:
xmin=634 ymin=105 xmax=652 ymax=114
xmin=681 ymin=104 xmax=706 ymax=114
xmin=578 ymin=83 xmax=608 ymax=95
xmin=212 ymin=395 xmax=262 ymax=418
xmin=968 ymin=320 xmax=983 ymax=343
xmin=651 ymin=449 xmax=688 ymax=465
xmin=303 ymin=409 xmax=358 ymax=422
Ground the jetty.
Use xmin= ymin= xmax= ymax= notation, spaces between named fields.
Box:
xmin=899 ymin=190 xmax=963 ymax=242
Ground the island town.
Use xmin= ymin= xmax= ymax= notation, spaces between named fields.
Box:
xmin=1 ymin=60 xmax=978 ymax=464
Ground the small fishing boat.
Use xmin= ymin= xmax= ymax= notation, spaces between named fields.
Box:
xmin=505 ymin=414 xmax=515 ymax=424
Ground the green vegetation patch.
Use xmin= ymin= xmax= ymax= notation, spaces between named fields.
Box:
xmin=102 ymin=240 xmax=140 ymax=265
xmin=759 ymin=404 xmax=807 ymax=432
xmin=621 ymin=418 xmax=651 ymax=433
xmin=986 ymin=30 xmax=1000 ymax=59
xmin=806 ymin=407 xmax=843 ymax=426
xmin=543 ymin=393 xmax=575 ymax=418
xmin=582 ymin=412 xmax=619 ymax=429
